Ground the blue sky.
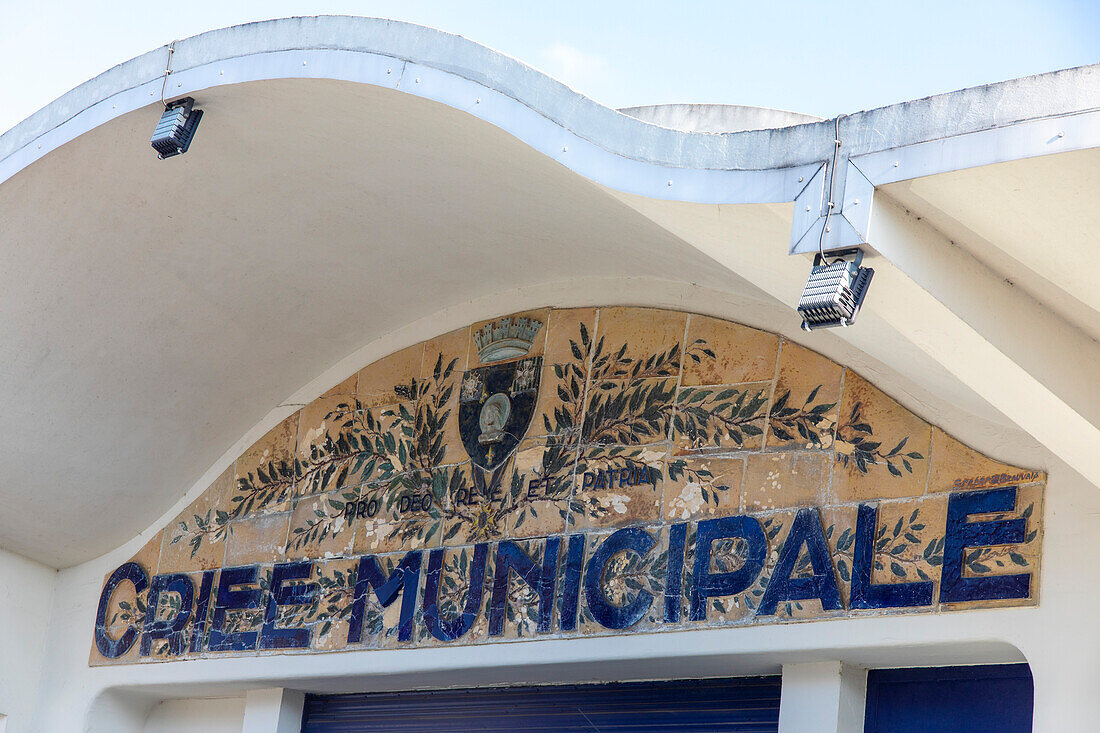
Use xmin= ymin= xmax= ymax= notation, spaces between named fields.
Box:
xmin=1 ymin=1 xmax=1097 ymax=134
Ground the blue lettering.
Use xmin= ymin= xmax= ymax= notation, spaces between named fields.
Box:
xmin=757 ymin=508 xmax=841 ymax=615
xmin=851 ymin=503 xmax=933 ymax=609
xmin=207 ymin=565 xmax=262 ymax=651
xmin=189 ymin=569 xmax=215 ymax=653
xmin=584 ymin=527 xmax=655 ymax=629
xmin=140 ymin=573 xmax=194 ymax=656
xmin=423 ymin=544 xmax=489 ymax=641
xmin=260 ymin=561 xmax=317 ymax=649
xmin=559 ymin=534 xmax=586 ymax=631
xmin=689 ymin=516 xmax=766 ymax=621
xmin=664 ymin=522 xmax=688 ymax=623
xmin=94 ymin=562 xmax=148 ymax=659
xmin=941 ymin=487 xmax=1030 ymax=603
xmin=488 ymin=537 xmax=560 ymax=636
xmin=348 ymin=551 xmax=422 ymax=643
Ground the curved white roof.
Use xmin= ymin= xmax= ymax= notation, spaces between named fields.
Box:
xmin=0 ymin=16 xmax=1097 ymax=567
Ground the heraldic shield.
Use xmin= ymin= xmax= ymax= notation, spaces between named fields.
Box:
xmin=458 ymin=356 xmax=542 ymax=470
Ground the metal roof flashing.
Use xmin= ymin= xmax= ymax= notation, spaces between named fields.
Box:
xmin=0 ymin=16 xmax=1097 ymax=181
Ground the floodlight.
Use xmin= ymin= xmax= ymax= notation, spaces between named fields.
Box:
xmin=150 ymin=97 xmax=202 ymax=159
xmin=798 ymin=248 xmax=874 ymax=331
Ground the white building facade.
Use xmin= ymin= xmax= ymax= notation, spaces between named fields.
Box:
xmin=0 ymin=16 xmax=1097 ymax=732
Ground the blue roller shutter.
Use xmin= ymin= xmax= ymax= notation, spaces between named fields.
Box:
xmin=302 ymin=676 xmax=781 ymax=732
xmin=864 ymin=664 xmax=1033 ymax=733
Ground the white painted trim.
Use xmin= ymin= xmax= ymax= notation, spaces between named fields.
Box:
xmin=837 ymin=664 xmax=868 ymax=733
xmin=779 ymin=662 xmax=867 ymax=733
xmin=0 ymin=47 xmax=814 ymax=206
xmin=789 ymin=164 xmax=827 ymax=252
xmin=1 ymin=18 xmax=1096 ymax=213
xmin=241 ymin=689 xmax=304 ymax=733
xmin=790 ymin=158 xmax=875 ymax=255
xmin=788 ymin=105 xmax=1100 ymax=254
xmin=851 ymin=108 xmax=1100 ymax=186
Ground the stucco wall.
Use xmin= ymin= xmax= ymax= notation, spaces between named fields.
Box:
xmin=0 ymin=549 xmax=55 ymax=733
xmin=142 ymin=697 xmax=245 ymax=732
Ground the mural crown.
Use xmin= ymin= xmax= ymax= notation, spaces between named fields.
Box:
xmin=473 ymin=316 xmax=542 ymax=363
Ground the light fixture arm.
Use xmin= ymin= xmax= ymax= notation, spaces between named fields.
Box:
xmin=818 ymin=114 xmax=846 ymax=261
xmin=159 ymin=41 xmax=178 ymax=109
xmin=813 ymin=246 xmax=863 ymax=269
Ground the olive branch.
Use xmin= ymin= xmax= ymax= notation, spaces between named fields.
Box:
xmin=836 ymin=401 xmax=925 ymax=476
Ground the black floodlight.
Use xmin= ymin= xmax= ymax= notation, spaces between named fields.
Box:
xmin=798 ymin=248 xmax=874 ymax=331
xmin=150 ymin=97 xmax=202 ymax=159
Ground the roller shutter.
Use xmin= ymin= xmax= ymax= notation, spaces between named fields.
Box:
xmin=302 ymin=676 xmax=781 ymax=732
xmin=864 ymin=664 xmax=1033 ymax=733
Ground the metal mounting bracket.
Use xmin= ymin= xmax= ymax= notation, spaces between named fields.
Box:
xmin=790 ymin=154 xmax=875 ymax=255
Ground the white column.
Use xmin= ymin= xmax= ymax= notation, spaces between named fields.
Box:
xmin=1031 ymin=656 xmax=1100 ymax=731
xmin=241 ymin=688 xmax=305 ymax=733
xmin=778 ymin=661 xmax=867 ymax=733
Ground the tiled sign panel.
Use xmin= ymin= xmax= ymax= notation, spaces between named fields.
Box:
xmin=91 ymin=307 xmax=1045 ymax=665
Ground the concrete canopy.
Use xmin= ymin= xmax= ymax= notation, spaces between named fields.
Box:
xmin=0 ymin=16 xmax=1096 ymax=568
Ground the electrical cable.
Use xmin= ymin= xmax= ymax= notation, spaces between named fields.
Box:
xmin=159 ymin=41 xmax=177 ymax=109
xmin=818 ymin=114 xmax=846 ymax=263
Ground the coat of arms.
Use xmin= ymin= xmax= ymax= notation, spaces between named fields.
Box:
xmin=458 ymin=317 xmax=543 ymax=470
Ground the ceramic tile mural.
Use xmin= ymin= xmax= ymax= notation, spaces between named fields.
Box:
xmin=91 ymin=307 xmax=1046 ymax=666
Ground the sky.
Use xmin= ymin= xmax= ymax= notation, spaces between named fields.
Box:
xmin=0 ymin=0 xmax=1097 ymax=135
